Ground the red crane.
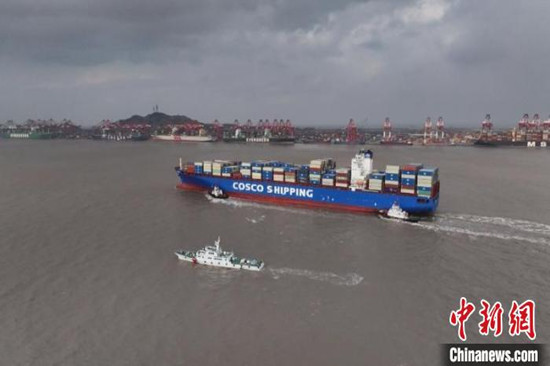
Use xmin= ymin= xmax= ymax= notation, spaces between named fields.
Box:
xmin=481 ymin=114 xmax=493 ymax=132
xmin=423 ymin=117 xmax=433 ymax=144
xmin=244 ymin=119 xmax=253 ymax=134
xmin=346 ymin=118 xmax=359 ymax=144
xmin=212 ymin=119 xmax=223 ymax=140
xmin=284 ymin=119 xmax=294 ymax=136
xmin=518 ymin=114 xmax=529 ymax=130
xmin=529 ymin=114 xmax=540 ymax=130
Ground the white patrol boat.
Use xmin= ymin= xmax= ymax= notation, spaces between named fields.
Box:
xmin=175 ymin=237 xmax=264 ymax=271
xmin=380 ymin=202 xmax=419 ymax=222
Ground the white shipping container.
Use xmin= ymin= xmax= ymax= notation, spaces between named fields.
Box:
xmin=417 ymin=181 xmax=435 ymax=187
xmin=400 ymin=188 xmax=415 ymax=194
xmin=252 ymin=173 xmax=262 ymax=180
xmin=401 ymin=174 xmax=416 ymax=180
xmin=240 ymin=168 xmax=251 ymax=175
xmin=274 ymin=176 xmax=285 ymax=182
xmin=222 ymin=173 xmax=231 ymax=177
xmin=418 ymin=177 xmax=436 ymax=183
xmin=274 ymin=167 xmax=285 ymax=173
xmin=385 ymin=165 xmax=400 ymax=174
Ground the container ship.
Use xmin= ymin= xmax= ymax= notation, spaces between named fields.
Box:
xmin=222 ymin=119 xmax=295 ymax=144
xmin=153 ymin=134 xmax=214 ymax=142
xmin=475 ymin=114 xmax=550 ymax=148
xmin=175 ymin=150 xmax=439 ymax=215
xmin=1 ymin=130 xmax=54 ymax=139
xmin=245 ymin=136 xmax=295 ymax=144
xmin=379 ymin=140 xmax=413 ymax=146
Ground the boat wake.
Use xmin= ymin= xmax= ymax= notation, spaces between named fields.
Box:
xmin=268 ymin=267 xmax=364 ymax=287
xmin=443 ymin=214 xmax=550 ymax=236
xmin=410 ymin=213 xmax=550 ymax=246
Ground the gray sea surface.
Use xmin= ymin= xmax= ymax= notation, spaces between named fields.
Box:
xmin=0 ymin=140 xmax=549 ymax=365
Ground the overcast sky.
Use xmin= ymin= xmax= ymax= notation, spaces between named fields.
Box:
xmin=1 ymin=0 xmax=549 ymax=127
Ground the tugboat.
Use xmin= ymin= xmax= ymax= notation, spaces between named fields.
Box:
xmin=380 ymin=202 xmax=419 ymax=222
xmin=208 ymin=185 xmax=228 ymax=199
xmin=174 ymin=237 xmax=264 ymax=271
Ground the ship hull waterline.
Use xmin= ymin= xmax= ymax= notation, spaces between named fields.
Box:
xmin=176 ymin=172 xmax=439 ymax=215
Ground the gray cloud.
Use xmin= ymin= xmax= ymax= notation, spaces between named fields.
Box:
xmin=1 ymin=0 xmax=549 ymax=127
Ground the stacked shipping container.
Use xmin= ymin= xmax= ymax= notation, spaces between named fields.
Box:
xmin=274 ymin=167 xmax=285 ymax=182
xmin=417 ymin=168 xmax=439 ymax=198
xmin=384 ymin=165 xmax=400 ymax=193
xmin=240 ymin=162 xmax=251 ymax=178
xmin=368 ymin=172 xmax=385 ymax=192
xmin=335 ymin=168 xmax=350 ymax=188
xmin=400 ymin=164 xmax=423 ymax=194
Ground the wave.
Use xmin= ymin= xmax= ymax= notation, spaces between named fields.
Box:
xmin=268 ymin=267 xmax=364 ymax=287
xmin=441 ymin=214 xmax=550 ymax=236
xmin=245 ymin=215 xmax=266 ymax=224
xmin=411 ymin=222 xmax=550 ymax=246
xmin=408 ymin=213 xmax=550 ymax=246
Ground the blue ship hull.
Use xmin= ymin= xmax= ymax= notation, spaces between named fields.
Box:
xmin=176 ymin=170 xmax=439 ymax=215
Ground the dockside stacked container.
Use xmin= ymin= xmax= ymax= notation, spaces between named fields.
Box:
xmin=400 ymin=163 xmax=423 ymax=194
xmin=384 ymin=165 xmax=400 ymax=193
xmin=368 ymin=171 xmax=385 ymax=192
xmin=416 ymin=168 xmax=439 ymax=198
